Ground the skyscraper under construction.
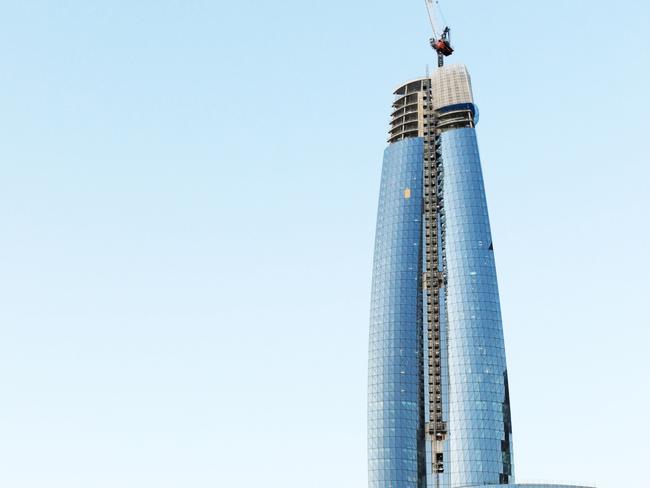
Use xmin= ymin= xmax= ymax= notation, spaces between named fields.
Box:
xmin=367 ymin=8 xmax=594 ymax=488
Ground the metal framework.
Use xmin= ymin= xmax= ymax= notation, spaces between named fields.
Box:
xmin=423 ymin=77 xmax=447 ymax=483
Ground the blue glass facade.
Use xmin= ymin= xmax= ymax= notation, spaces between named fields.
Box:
xmin=476 ymin=485 xmax=592 ymax=488
xmin=368 ymin=138 xmax=425 ymax=488
xmin=369 ymin=68 xmax=513 ymax=488
xmin=369 ymin=65 xmax=593 ymax=488
xmin=442 ymin=128 xmax=513 ymax=486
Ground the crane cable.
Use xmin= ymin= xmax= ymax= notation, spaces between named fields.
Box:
xmin=425 ymin=0 xmax=451 ymax=40
xmin=437 ymin=1 xmax=449 ymax=30
xmin=424 ymin=0 xmax=438 ymax=39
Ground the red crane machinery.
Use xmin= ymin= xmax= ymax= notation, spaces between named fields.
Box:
xmin=432 ymin=26 xmax=454 ymax=65
xmin=424 ymin=0 xmax=454 ymax=67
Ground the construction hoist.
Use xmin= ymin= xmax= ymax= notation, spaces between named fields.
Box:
xmin=422 ymin=0 xmax=454 ymax=484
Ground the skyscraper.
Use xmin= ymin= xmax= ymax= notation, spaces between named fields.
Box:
xmin=367 ymin=54 xmax=594 ymax=488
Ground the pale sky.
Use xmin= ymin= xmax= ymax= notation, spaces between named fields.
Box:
xmin=0 ymin=1 xmax=648 ymax=487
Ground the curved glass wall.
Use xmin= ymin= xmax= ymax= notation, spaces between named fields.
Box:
xmin=441 ymin=127 xmax=514 ymax=486
xmin=369 ymin=65 xmax=593 ymax=488
xmin=474 ymin=485 xmax=593 ymax=488
xmin=368 ymin=138 xmax=426 ymax=488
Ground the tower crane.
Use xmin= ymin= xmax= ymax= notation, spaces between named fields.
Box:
xmin=424 ymin=0 xmax=454 ymax=67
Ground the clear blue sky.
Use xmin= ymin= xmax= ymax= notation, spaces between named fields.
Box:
xmin=0 ymin=1 xmax=648 ymax=487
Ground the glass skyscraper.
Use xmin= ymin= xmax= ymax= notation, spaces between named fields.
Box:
xmin=368 ymin=64 xmax=594 ymax=488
